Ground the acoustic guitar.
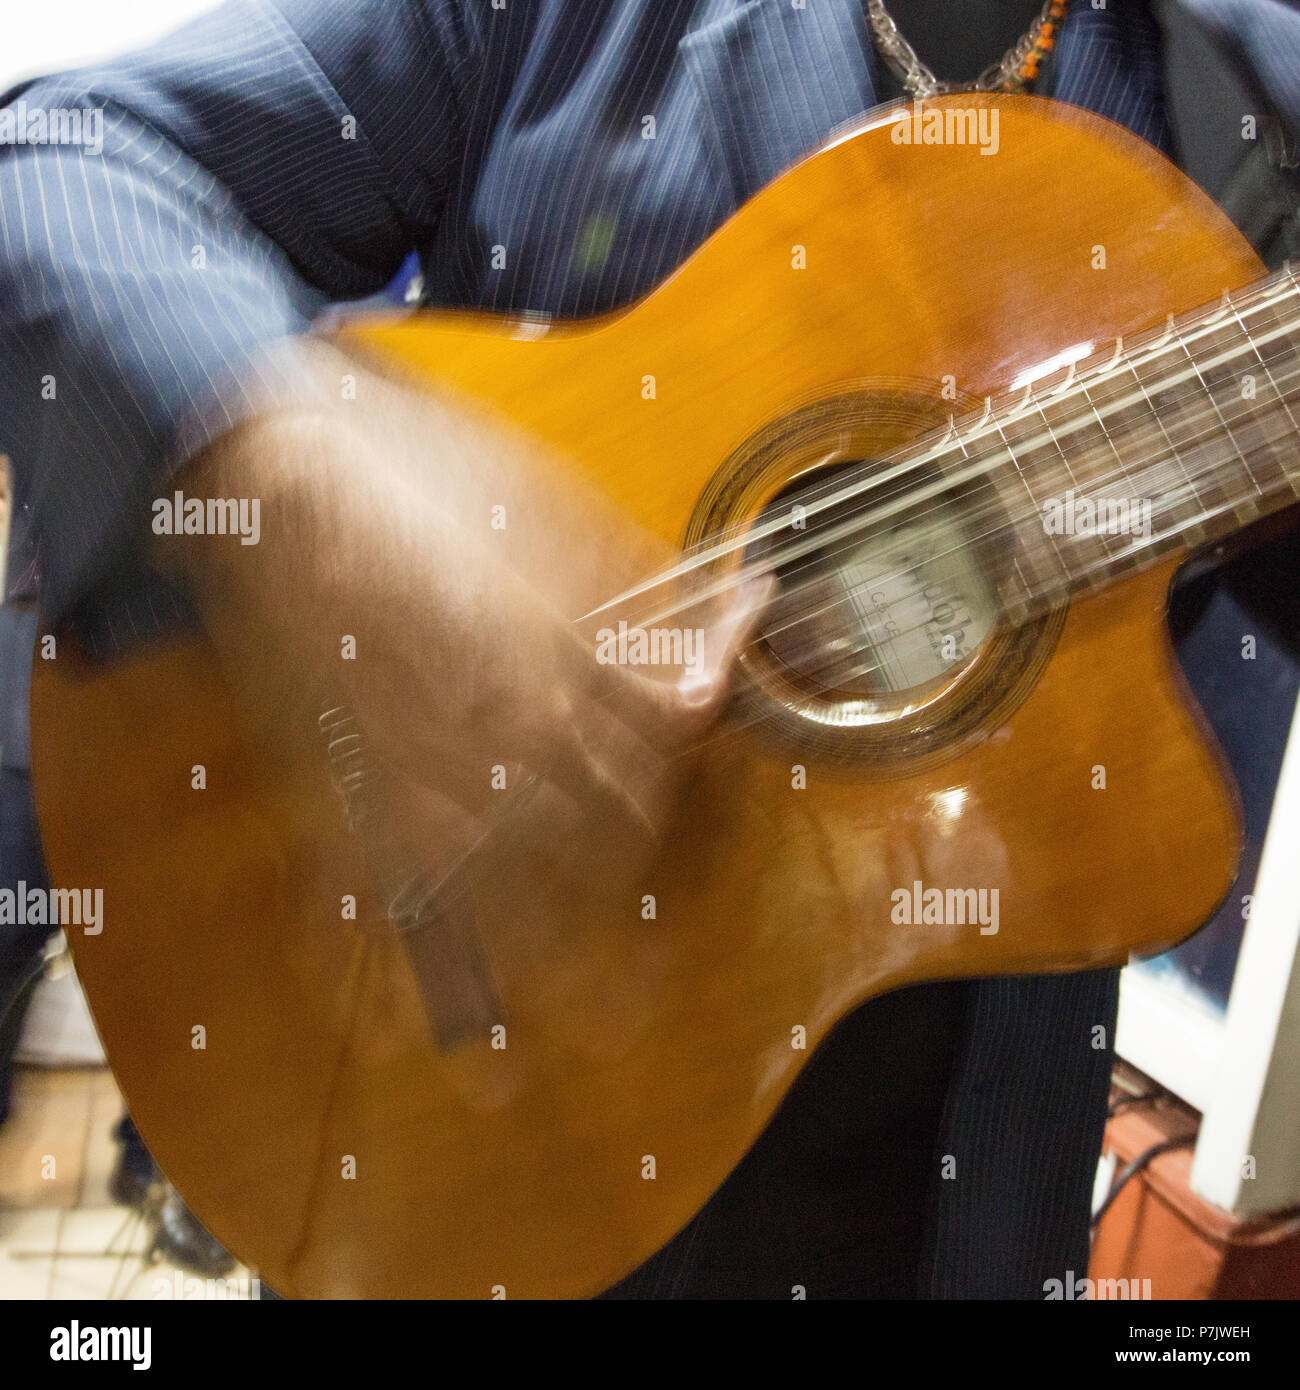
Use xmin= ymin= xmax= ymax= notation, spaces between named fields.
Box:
xmin=30 ymin=94 xmax=1300 ymax=1297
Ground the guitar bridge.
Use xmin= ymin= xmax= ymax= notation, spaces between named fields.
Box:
xmin=318 ymin=703 xmax=504 ymax=1051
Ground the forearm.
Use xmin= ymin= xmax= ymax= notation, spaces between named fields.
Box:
xmin=0 ymin=120 xmax=323 ymax=629
xmin=0 ymin=0 xmax=462 ymax=629
xmin=154 ymin=382 xmax=462 ymax=680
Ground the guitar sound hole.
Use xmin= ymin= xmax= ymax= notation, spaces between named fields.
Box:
xmin=745 ymin=464 xmax=999 ymax=705
xmin=687 ymin=389 xmax=1065 ymax=772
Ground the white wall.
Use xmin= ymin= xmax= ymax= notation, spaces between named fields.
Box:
xmin=1 ymin=0 xmax=222 ymax=90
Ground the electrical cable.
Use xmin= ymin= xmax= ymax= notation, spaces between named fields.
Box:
xmin=1092 ymin=1133 xmax=1197 ymax=1230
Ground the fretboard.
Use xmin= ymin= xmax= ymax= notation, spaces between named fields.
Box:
xmin=928 ymin=265 xmax=1300 ymax=617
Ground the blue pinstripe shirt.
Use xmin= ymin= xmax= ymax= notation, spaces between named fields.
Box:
xmin=3 ymin=0 xmax=1299 ymax=648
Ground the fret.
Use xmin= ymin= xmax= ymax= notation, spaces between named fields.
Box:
xmin=913 ymin=268 xmax=1300 ymax=612
xmin=1173 ymin=315 xmax=1267 ymax=529
xmin=937 ymin=425 xmax=1012 ymax=569
xmin=1233 ymin=285 xmax=1300 ymax=501
xmin=1069 ymin=317 xmax=1296 ymax=590
xmin=1035 ymin=369 xmax=1141 ymax=583
xmin=988 ymin=388 xmax=1078 ymax=601
xmin=0 ymin=456 xmax=10 ymax=600
xmin=977 ymin=410 xmax=1047 ymax=616
xmin=1104 ymin=359 xmax=1190 ymax=566
xmin=1233 ymin=408 xmax=1300 ymax=504
xmin=950 ymin=411 xmax=1055 ymax=619
xmin=1125 ymin=330 xmax=1251 ymax=550
xmin=1211 ymin=367 xmax=1295 ymax=505
xmin=1076 ymin=353 xmax=1186 ymax=572
xmin=1066 ymin=404 xmax=1300 ymax=594
xmin=1129 ymin=329 xmax=1225 ymax=545
xmin=1066 ymin=497 xmax=1237 ymax=592
xmin=1065 ymin=411 xmax=1300 ymax=593
xmin=1026 ymin=387 xmax=1094 ymax=572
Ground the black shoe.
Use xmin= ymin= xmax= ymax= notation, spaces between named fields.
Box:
xmin=150 ymin=1186 xmax=236 ymax=1278
xmin=109 ymin=1116 xmax=160 ymax=1209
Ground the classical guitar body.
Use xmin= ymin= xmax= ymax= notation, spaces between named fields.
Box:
xmin=31 ymin=97 xmax=1255 ymax=1297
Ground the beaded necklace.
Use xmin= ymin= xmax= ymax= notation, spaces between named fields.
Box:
xmin=864 ymin=0 xmax=1068 ymax=98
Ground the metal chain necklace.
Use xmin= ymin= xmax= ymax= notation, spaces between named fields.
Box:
xmin=864 ymin=0 xmax=1068 ymax=99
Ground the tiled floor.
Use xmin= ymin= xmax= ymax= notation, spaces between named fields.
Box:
xmin=0 ymin=1066 xmax=257 ymax=1300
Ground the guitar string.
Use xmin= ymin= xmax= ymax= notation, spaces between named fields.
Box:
xmin=594 ymin=317 xmax=1300 ymax=655
xmin=577 ymin=277 xmax=1300 ymax=649
xmin=747 ymin=269 xmax=1300 ymax=562
xmin=674 ymin=425 xmax=1300 ymax=762
xmin=720 ymin=397 xmax=1300 ymax=697
xmin=576 ymin=266 xmax=1300 ymax=628
xmin=581 ymin=349 xmax=1300 ymax=714
xmin=576 ymin=322 xmax=1300 ymax=709
xmin=654 ymin=283 xmax=1300 ymax=619
xmin=752 ymin=351 xmax=1300 ymax=654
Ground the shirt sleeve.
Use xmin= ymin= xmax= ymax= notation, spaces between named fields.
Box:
xmin=0 ymin=0 xmax=473 ymax=627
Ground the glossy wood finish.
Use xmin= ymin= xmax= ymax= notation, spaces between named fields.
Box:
xmin=32 ymin=97 xmax=1254 ymax=1298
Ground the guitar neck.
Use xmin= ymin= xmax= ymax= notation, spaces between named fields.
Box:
xmin=947 ymin=265 xmax=1300 ymax=615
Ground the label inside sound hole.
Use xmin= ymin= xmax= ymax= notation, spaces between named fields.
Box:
xmin=837 ymin=520 xmax=998 ymax=694
xmin=756 ymin=490 xmax=998 ymax=699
